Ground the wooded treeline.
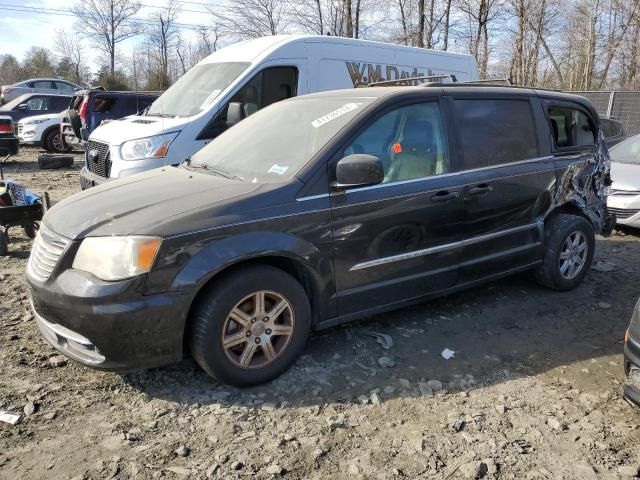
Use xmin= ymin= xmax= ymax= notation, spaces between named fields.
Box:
xmin=1 ymin=0 xmax=639 ymax=91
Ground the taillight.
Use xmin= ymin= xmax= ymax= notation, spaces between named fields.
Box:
xmin=0 ymin=123 xmax=13 ymax=134
xmin=78 ymin=96 xmax=89 ymax=124
xmin=2 ymin=87 xmax=14 ymax=95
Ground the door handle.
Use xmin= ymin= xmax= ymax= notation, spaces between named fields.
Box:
xmin=430 ymin=191 xmax=459 ymax=202
xmin=467 ymin=184 xmax=494 ymax=196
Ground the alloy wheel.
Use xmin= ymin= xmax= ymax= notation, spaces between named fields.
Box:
xmin=221 ymin=290 xmax=295 ymax=369
xmin=559 ymin=231 xmax=587 ymax=279
xmin=52 ymin=134 xmax=66 ymax=152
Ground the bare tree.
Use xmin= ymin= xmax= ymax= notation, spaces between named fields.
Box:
xmin=214 ymin=0 xmax=287 ymax=38
xmin=455 ymin=0 xmax=506 ymax=77
xmin=292 ymin=0 xmax=346 ymax=35
xmin=72 ymin=0 xmax=142 ymax=76
xmin=54 ymin=29 xmax=88 ymax=85
xmin=145 ymin=0 xmax=180 ymax=86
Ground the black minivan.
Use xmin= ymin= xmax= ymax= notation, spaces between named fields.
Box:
xmin=27 ymin=85 xmax=613 ymax=386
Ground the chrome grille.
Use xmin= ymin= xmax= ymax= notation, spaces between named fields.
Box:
xmin=17 ymin=123 xmax=23 ymax=135
xmin=27 ymin=226 xmax=69 ymax=282
xmin=608 ymin=207 xmax=640 ymax=219
xmin=85 ymin=139 xmax=111 ymax=178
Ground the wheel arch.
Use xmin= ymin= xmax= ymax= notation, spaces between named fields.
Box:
xmin=543 ymin=202 xmax=596 ymax=232
xmin=40 ymin=125 xmax=59 ymax=147
xmin=181 ymin=253 xmax=328 ymax=356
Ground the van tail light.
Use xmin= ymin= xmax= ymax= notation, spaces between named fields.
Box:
xmin=78 ymin=96 xmax=89 ymax=124
xmin=0 ymin=122 xmax=13 ymax=134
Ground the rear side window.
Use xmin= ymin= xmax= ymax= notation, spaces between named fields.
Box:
xmin=51 ymin=96 xmax=71 ymax=111
xmin=125 ymin=97 xmax=154 ymax=115
xmin=93 ymin=97 xmax=116 ymax=113
xmin=548 ymin=107 xmax=595 ymax=148
xmin=33 ymin=80 xmax=54 ymax=89
xmin=454 ymin=99 xmax=538 ymax=170
xmin=55 ymin=81 xmax=75 ymax=92
xmin=601 ymin=118 xmax=621 ymax=139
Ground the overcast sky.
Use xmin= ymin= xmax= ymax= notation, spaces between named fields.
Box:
xmin=0 ymin=0 xmax=217 ymax=68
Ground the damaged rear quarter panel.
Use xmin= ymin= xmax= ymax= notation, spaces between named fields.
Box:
xmin=547 ymin=113 xmax=612 ymax=235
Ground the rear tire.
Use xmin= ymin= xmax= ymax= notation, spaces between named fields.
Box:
xmin=534 ymin=214 xmax=595 ymax=291
xmin=189 ymin=265 xmax=311 ymax=387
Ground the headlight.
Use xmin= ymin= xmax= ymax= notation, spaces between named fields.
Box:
xmin=22 ymin=118 xmax=50 ymax=126
xmin=72 ymin=236 xmax=161 ymax=281
xmin=120 ymin=132 xmax=179 ymax=161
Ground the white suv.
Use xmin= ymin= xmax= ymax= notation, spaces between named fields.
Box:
xmin=17 ymin=112 xmax=70 ymax=152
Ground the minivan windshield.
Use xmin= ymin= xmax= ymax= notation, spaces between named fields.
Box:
xmin=147 ymin=62 xmax=249 ymax=118
xmin=189 ymin=96 xmax=375 ymax=183
xmin=610 ymin=135 xmax=640 ymax=165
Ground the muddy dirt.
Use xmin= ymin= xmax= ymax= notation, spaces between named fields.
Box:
xmin=1 ymin=148 xmax=639 ymax=480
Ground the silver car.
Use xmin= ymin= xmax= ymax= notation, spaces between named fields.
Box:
xmin=0 ymin=79 xmax=79 ymax=105
xmin=607 ymin=134 xmax=640 ymax=228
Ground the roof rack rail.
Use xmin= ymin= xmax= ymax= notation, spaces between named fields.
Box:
xmin=464 ymin=78 xmax=512 ymax=85
xmin=368 ymin=74 xmax=458 ymax=87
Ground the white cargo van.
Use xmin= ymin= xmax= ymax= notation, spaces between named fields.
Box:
xmin=80 ymin=35 xmax=478 ymax=188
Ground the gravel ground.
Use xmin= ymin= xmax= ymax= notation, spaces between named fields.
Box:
xmin=1 ymin=148 xmax=639 ymax=480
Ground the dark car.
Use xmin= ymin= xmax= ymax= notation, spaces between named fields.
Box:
xmin=601 ymin=116 xmax=627 ymax=147
xmin=27 ymin=85 xmax=613 ymax=387
xmin=624 ymin=300 xmax=640 ymax=406
xmin=0 ymin=116 xmax=19 ymax=155
xmin=61 ymin=88 xmax=159 ymax=150
xmin=0 ymin=93 xmax=72 ymax=123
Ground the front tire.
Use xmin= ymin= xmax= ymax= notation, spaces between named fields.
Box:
xmin=44 ymin=128 xmax=70 ymax=153
xmin=189 ymin=265 xmax=311 ymax=387
xmin=534 ymin=214 xmax=595 ymax=290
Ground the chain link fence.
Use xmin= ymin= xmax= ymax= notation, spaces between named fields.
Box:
xmin=569 ymin=91 xmax=640 ymax=135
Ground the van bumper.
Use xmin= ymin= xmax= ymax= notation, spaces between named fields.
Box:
xmin=80 ymin=166 xmax=110 ymax=189
xmin=624 ymin=334 xmax=640 ymax=407
xmin=29 ymin=270 xmax=190 ymax=371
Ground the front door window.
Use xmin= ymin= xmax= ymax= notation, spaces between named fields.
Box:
xmin=343 ymin=102 xmax=450 ymax=183
xmin=197 ymin=66 xmax=298 ymax=140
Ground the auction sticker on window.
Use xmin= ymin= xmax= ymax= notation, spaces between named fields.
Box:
xmin=268 ymin=164 xmax=289 ymax=175
xmin=312 ymin=103 xmax=362 ymax=128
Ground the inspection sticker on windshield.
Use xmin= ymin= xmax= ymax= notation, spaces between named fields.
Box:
xmin=268 ymin=164 xmax=289 ymax=175
xmin=312 ymin=103 xmax=362 ymax=128
xmin=199 ymin=89 xmax=222 ymax=110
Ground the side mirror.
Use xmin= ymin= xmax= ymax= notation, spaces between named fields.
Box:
xmin=17 ymin=104 xmax=28 ymax=111
xmin=335 ymin=154 xmax=384 ymax=189
xmin=226 ymin=102 xmax=244 ymax=128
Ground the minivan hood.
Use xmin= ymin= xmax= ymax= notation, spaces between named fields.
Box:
xmin=44 ymin=167 xmax=263 ymax=239
xmin=90 ymin=115 xmax=189 ymax=145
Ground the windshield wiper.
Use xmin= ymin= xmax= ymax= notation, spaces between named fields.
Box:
xmin=186 ymin=163 xmax=243 ymax=181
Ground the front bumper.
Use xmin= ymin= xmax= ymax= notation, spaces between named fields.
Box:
xmin=29 ymin=267 xmax=191 ymax=372
xmin=80 ymin=166 xmax=110 ymax=189
xmin=607 ymin=194 xmax=640 ymax=228
xmin=623 ymin=333 xmax=640 ymax=407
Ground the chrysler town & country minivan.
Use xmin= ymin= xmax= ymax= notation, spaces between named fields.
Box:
xmin=28 ymin=85 xmax=613 ymax=386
